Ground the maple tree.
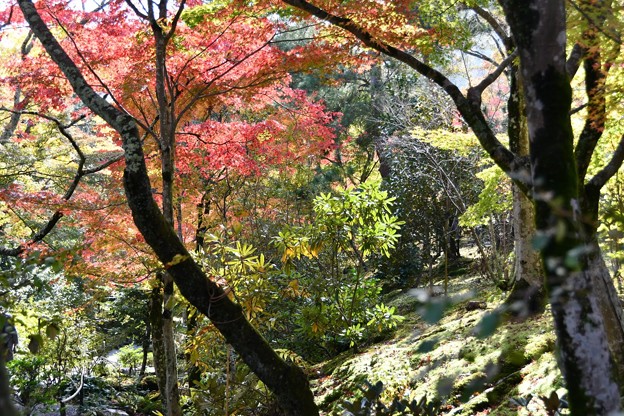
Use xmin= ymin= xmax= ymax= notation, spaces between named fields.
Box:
xmin=0 ymin=0 xmax=349 ymax=414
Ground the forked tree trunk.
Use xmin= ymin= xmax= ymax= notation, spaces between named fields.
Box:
xmin=582 ymin=183 xmax=624 ymax=385
xmin=17 ymin=3 xmax=318 ymax=414
xmin=500 ymin=0 xmax=621 ymax=413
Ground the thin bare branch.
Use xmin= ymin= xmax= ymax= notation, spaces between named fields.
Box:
xmin=467 ymin=50 xmax=517 ymax=106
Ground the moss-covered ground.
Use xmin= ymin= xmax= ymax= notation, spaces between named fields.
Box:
xmin=311 ymin=271 xmax=568 ymax=415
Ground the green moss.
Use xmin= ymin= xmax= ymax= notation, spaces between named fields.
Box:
xmin=458 ymin=345 xmax=477 ymax=362
xmin=312 ymin=274 xmax=564 ymax=415
xmin=524 ymin=331 xmax=556 ymax=360
xmin=486 ymin=371 xmax=523 ymax=404
xmin=455 ymin=393 xmax=491 ymax=415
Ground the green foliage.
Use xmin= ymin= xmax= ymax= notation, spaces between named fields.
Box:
xmin=7 ymin=355 xmax=55 ymax=409
xmin=274 ymin=180 xmax=403 ymax=264
xmin=181 ymin=1 xmax=231 ymax=27
xmin=272 ymin=180 xmax=404 ymax=350
xmin=197 ymin=232 xmax=276 ymax=323
xmin=187 ymin=236 xmax=284 ymax=414
xmin=98 ymin=286 xmax=148 ymax=350
xmin=117 ymin=345 xmax=142 ymax=375
xmin=189 ymin=357 xmax=275 ymax=416
xmin=380 ymin=133 xmax=482 ymax=285
xmin=460 ymin=166 xmax=511 ymax=228
xmin=312 ymin=181 xmax=403 ymax=258
xmin=3 ymin=269 xmax=117 ymax=413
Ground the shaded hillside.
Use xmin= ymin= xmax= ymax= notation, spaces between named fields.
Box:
xmin=311 ymin=273 xmax=568 ymax=415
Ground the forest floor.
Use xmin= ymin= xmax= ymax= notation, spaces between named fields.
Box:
xmin=311 ymin=265 xmax=567 ymax=415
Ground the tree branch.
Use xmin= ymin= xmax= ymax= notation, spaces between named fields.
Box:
xmin=463 ymin=49 xmax=499 ymax=66
xmin=124 ymin=0 xmax=148 ymax=19
xmin=566 ymin=42 xmax=585 ymax=79
xmin=462 ymin=2 xmax=511 ymax=48
xmin=0 ymin=109 xmax=122 ymax=257
xmin=281 ymin=0 xmax=527 ymax=190
xmin=467 ymin=51 xmax=517 ymax=106
xmin=574 ymin=37 xmax=606 ymax=183
xmin=587 ymin=133 xmax=624 ymax=192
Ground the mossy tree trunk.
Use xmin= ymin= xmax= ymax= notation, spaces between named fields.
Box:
xmin=17 ymin=2 xmax=318 ymax=414
xmin=500 ymin=0 xmax=621 ymax=413
xmin=581 ymin=186 xmax=624 ymax=387
xmin=506 ymin=55 xmax=546 ymax=314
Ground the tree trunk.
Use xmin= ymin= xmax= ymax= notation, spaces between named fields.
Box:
xmin=151 ymin=13 xmax=182 ymax=416
xmin=140 ymin=305 xmax=150 ymax=377
xmin=150 ymin=284 xmax=168 ymax=410
xmin=582 ymin=183 xmax=624 ymax=386
xmin=504 ymin=43 xmax=546 ymax=314
xmin=500 ymin=0 xmax=621 ymax=413
xmin=585 ymin=238 xmax=624 ymax=382
xmin=506 ymin=181 xmax=546 ymax=315
xmin=0 ymin=355 xmax=17 ymax=416
xmin=162 ymin=273 xmax=182 ymax=416
xmin=17 ymin=3 xmax=319 ymax=414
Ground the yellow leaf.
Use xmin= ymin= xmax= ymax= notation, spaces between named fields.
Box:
xmin=190 ymin=348 xmax=199 ymax=364
xmin=281 ymin=247 xmax=294 ymax=263
xmin=309 ymin=242 xmax=322 ymax=257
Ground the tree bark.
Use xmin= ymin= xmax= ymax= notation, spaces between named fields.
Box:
xmin=150 ymin=284 xmax=168 ymax=410
xmin=0 ymin=355 xmax=17 ymax=416
xmin=581 ymin=182 xmax=624 ymax=385
xmin=505 ymin=56 xmax=545 ymax=314
xmin=499 ymin=0 xmax=621 ymax=413
xmin=585 ymin=237 xmax=624 ymax=383
xmin=162 ymin=273 xmax=182 ymax=416
xmin=151 ymin=7 xmax=182 ymax=415
xmin=140 ymin=305 xmax=150 ymax=377
xmin=17 ymin=2 xmax=318 ymax=414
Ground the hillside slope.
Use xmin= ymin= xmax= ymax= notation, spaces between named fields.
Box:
xmin=311 ymin=275 xmax=567 ymax=415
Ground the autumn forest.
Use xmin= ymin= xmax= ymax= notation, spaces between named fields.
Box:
xmin=0 ymin=1 xmax=623 ymax=415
